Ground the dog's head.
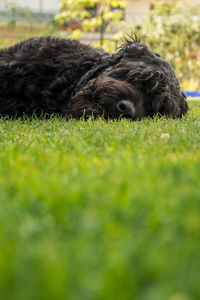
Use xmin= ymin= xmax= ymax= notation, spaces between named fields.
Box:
xmin=67 ymin=76 xmax=145 ymax=120
xmin=66 ymin=38 xmax=188 ymax=120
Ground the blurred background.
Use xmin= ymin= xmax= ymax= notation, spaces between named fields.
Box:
xmin=0 ymin=0 xmax=199 ymax=91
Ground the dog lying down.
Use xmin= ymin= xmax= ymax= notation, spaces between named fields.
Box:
xmin=0 ymin=35 xmax=188 ymax=120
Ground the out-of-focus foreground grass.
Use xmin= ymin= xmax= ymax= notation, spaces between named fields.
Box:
xmin=0 ymin=101 xmax=200 ymax=300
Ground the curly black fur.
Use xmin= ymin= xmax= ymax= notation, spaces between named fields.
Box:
xmin=0 ymin=36 xmax=188 ymax=120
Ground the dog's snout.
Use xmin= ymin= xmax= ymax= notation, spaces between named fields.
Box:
xmin=117 ymin=100 xmax=135 ymax=117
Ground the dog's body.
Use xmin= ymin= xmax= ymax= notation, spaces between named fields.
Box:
xmin=0 ymin=36 xmax=188 ymax=119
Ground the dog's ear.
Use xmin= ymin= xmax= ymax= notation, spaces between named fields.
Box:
xmin=180 ymin=91 xmax=189 ymax=115
xmin=82 ymin=103 xmax=104 ymax=120
xmin=152 ymin=91 xmax=189 ymax=118
xmin=152 ymin=92 xmax=181 ymax=118
xmin=63 ymin=79 xmax=104 ymax=120
xmin=64 ymin=102 xmax=103 ymax=120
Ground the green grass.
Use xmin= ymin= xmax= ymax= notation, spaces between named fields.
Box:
xmin=0 ymin=100 xmax=200 ymax=300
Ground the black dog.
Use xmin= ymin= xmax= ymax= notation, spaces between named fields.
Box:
xmin=0 ymin=36 xmax=188 ymax=119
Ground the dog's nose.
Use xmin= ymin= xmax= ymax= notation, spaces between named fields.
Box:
xmin=117 ymin=100 xmax=135 ymax=118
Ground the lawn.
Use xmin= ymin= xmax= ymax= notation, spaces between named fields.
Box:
xmin=0 ymin=100 xmax=200 ymax=300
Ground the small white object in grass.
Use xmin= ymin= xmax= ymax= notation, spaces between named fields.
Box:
xmin=160 ymin=133 xmax=170 ymax=139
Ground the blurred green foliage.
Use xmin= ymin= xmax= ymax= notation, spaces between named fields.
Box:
xmin=55 ymin=0 xmax=127 ymax=45
xmin=135 ymin=0 xmax=200 ymax=87
xmin=1 ymin=0 xmax=199 ymax=88
xmin=1 ymin=1 xmax=33 ymax=28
